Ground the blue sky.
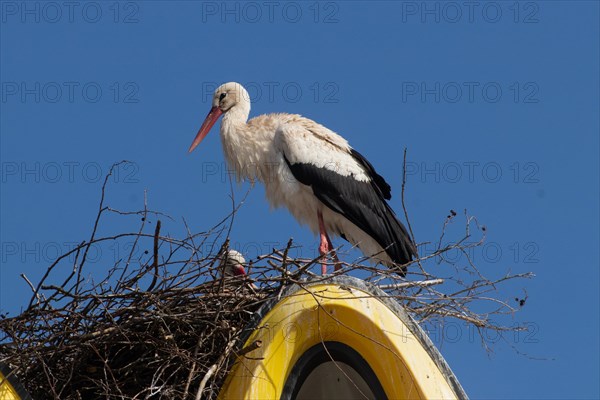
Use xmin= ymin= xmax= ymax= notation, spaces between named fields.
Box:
xmin=1 ymin=1 xmax=598 ymax=398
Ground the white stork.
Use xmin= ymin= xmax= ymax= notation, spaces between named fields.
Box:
xmin=220 ymin=249 xmax=247 ymax=277
xmin=189 ymin=82 xmax=417 ymax=275
xmin=219 ymin=249 xmax=258 ymax=290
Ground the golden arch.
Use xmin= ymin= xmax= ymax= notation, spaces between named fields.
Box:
xmin=219 ymin=276 xmax=466 ymax=399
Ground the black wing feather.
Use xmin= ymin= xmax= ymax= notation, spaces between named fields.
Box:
xmin=283 ymin=153 xmax=416 ymax=273
xmin=350 ymin=149 xmax=392 ymax=200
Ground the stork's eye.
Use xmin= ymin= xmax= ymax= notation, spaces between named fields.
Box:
xmin=219 ymin=93 xmax=227 ymax=101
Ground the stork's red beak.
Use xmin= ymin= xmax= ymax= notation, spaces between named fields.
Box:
xmin=188 ymin=106 xmax=223 ymax=153
xmin=233 ymin=264 xmax=247 ymax=276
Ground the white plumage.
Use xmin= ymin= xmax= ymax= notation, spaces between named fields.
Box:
xmin=190 ymin=82 xmax=416 ymax=274
xmin=219 ymin=249 xmax=246 ymax=277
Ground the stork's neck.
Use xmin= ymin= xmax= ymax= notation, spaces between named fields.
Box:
xmin=219 ymin=106 xmax=278 ymax=183
xmin=222 ymin=101 xmax=250 ymax=129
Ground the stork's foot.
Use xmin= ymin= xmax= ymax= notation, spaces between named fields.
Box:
xmin=318 ymin=233 xmax=342 ymax=274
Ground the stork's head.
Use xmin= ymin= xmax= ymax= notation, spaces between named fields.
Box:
xmin=220 ymin=249 xmax=247 ymax=277
xmin=188 ymin=82 xmax=250 ymax=153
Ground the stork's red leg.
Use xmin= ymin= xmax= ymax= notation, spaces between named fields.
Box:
xmin=317 ymin=210 xmax=329 ymax=274
xmin=317 ymin=210 xmax=341 ymax=274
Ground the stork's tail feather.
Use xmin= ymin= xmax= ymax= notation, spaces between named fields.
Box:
xmin=384 ymin=214 xmax=417 ymax=277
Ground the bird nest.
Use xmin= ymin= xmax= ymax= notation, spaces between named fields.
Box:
xmin=0 ymin=165 xmax=532 ymax=399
